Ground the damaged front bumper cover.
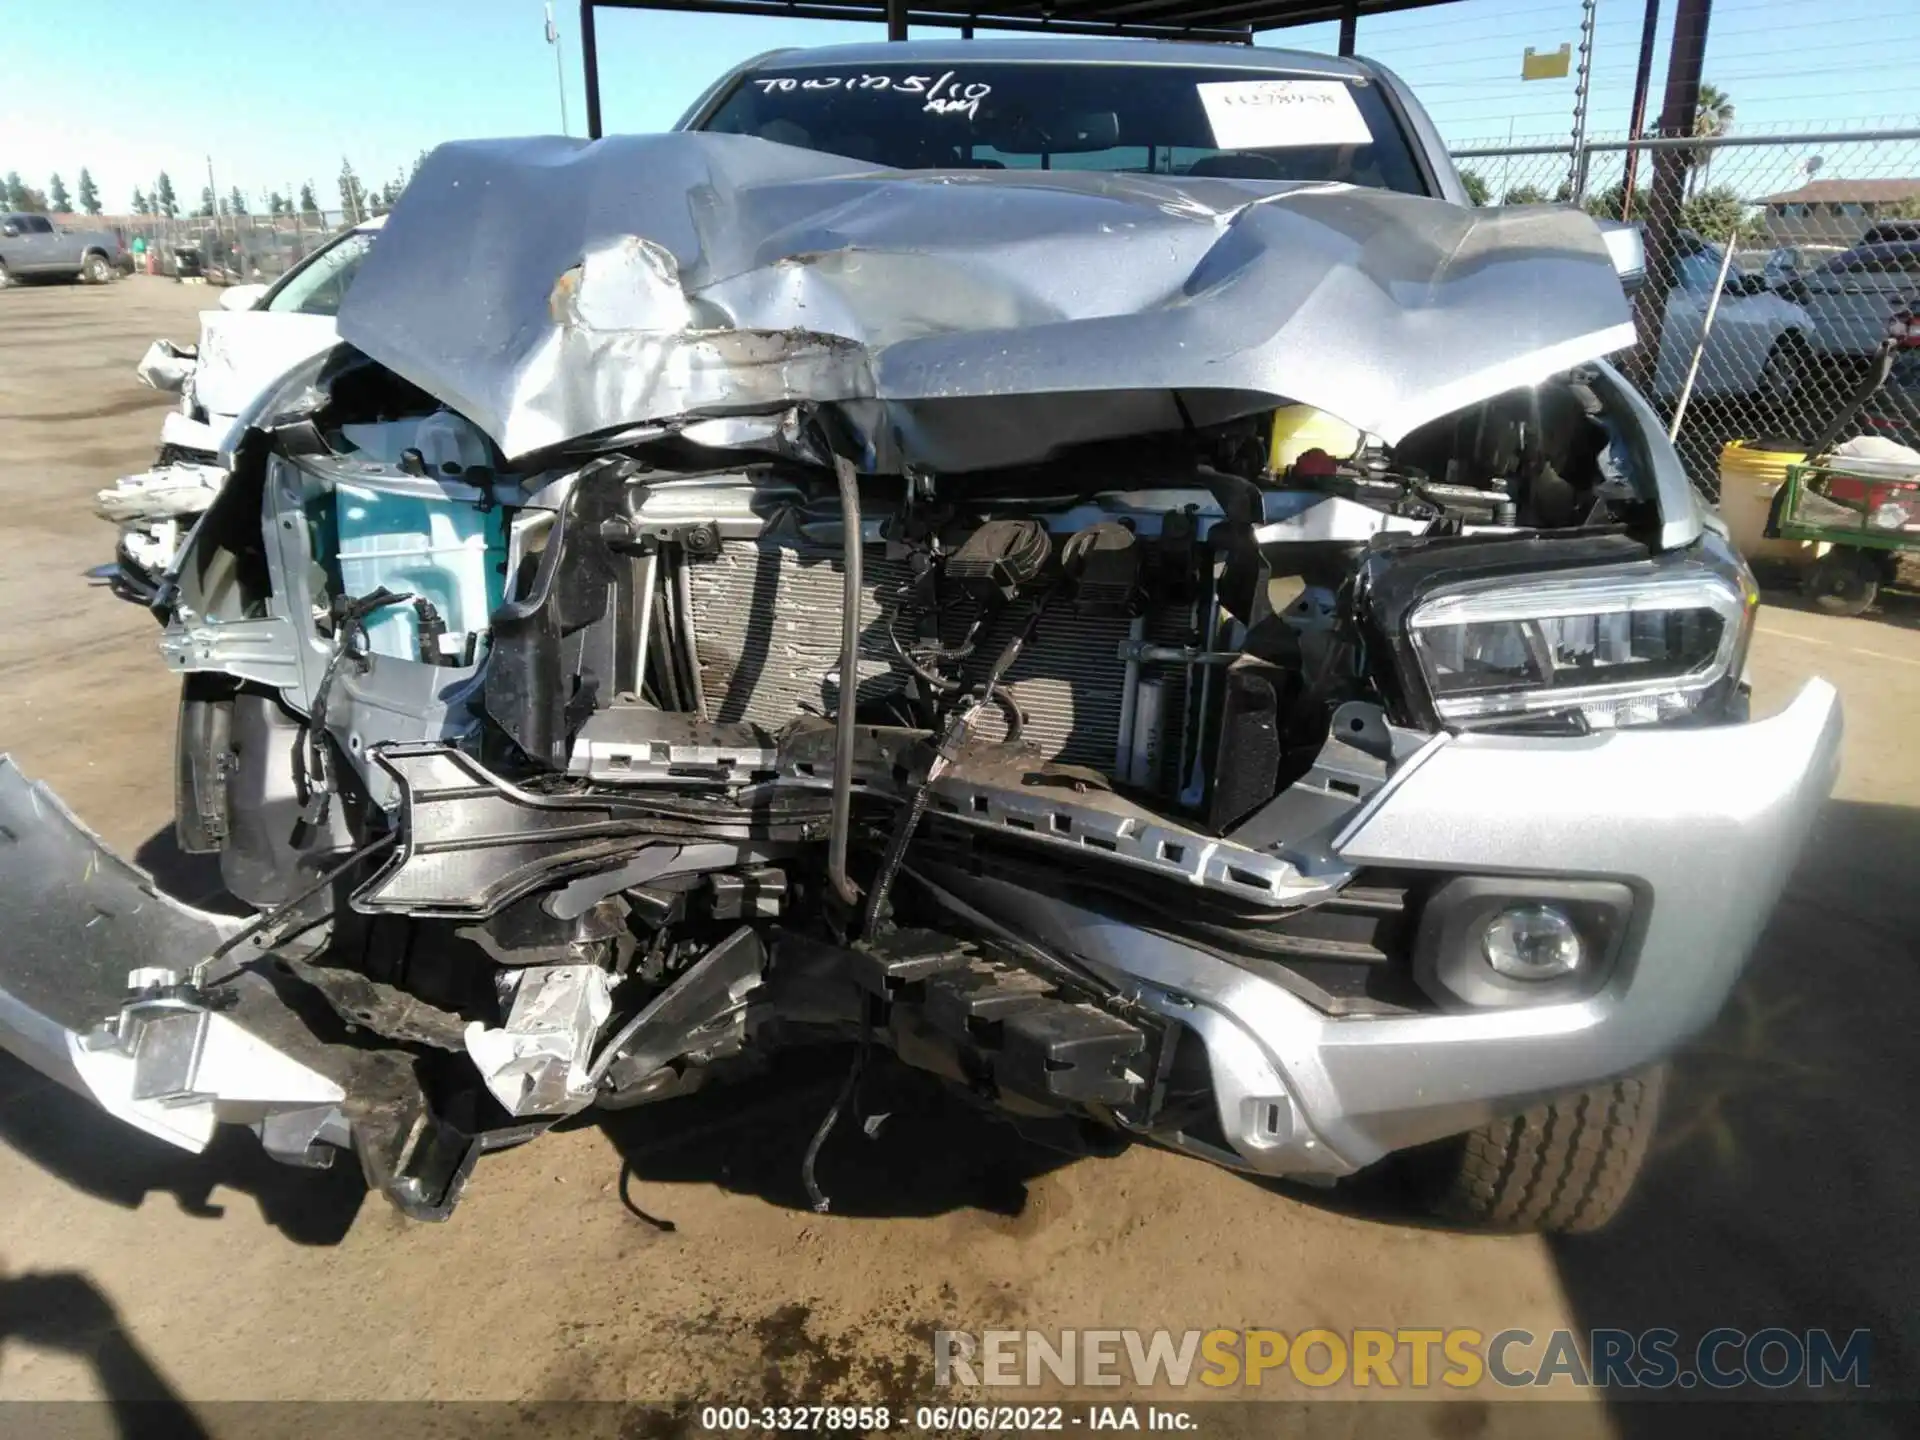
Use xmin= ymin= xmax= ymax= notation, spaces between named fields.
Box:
xmin=0 ymin=760 xmax=341 ymax=1151
xmin=938 ymin=680 xmax=1843 ymax=1178
xmin=0 ymin=680 xmax=1840 ymax=1203
xmin=0 ymin=760 xmax=544 ymax=1218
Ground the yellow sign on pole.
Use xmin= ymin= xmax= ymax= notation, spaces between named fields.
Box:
xmin=1521 ymin=44 xmax=1572 ymax=80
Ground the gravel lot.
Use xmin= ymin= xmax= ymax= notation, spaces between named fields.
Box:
xmin=1 ymin=277 xmax=1915 ymax=1429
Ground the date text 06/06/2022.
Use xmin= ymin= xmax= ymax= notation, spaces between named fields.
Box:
xmin=697 ymin=1404 xmax=1194 ymax=1432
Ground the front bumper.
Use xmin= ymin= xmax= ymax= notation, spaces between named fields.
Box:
xmin=0 ymin=759 xmax=344 ymax=1152
xmin=0 ymin=680 xmax=1841 ymax=1190
xmin=940 ymin=680 xmax=1843 ymax=1178
xmin=0 ymin=758 xmax=538 ymax=1218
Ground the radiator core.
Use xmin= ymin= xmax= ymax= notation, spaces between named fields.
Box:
xmin=683 ymin=538 xmax=1190 ymax=783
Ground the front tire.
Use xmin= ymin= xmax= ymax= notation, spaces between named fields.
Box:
xmin=1417 ymin=1067 xmax=1665 ymax=1233
xmin=81 ymin=252 xmax=112 ymax=284
xmin=1805 ymin=548 xmax=1879 ymax=617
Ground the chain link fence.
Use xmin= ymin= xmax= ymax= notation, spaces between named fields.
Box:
xmin=108 ymin=209 xmax=360 ymax=285
xmin=1451 ymin=126 xmax=1920 ymax=496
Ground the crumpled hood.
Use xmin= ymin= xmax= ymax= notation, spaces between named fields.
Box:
xmin=338 ymin=132 xmax=1635 ymax=468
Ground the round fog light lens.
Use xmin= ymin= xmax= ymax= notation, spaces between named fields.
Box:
xmin=1483 ymin=904 xmax=1584 ymax=980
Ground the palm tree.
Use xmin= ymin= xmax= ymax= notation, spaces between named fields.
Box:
xmin=1688 ymin=83 xmax=1735 ymax=198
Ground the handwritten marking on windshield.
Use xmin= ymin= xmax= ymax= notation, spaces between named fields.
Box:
xmin=753 ymin=72 xmax=993 ymax=119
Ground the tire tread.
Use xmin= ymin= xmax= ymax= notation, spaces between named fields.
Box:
xmin=1426 ymin=1068 xmax=1664 ymax=1234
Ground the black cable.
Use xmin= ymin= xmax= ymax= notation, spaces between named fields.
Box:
xmin=197 ymin=829 xmax=400 ymax=987
xmin=858 ymin=595 xmax=1047 ymax=938
xmin=618 ymin=1161 xmax=679 ymax=1232
xmin=860 ymin=784 xmax=938 ymax=937
xmin=293 ymin=587 xmax=410 ymax=849
xmin=801 ymin=1029 xmax=870 ymax=1215
xmin=886 ymin=610 xmax=966 ymax=694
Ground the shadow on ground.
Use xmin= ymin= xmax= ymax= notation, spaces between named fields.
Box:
xmin=587 ymin=1046 xmax=1093 ymax=1224
xmin=0 ymin=1265 xmax=208 ymax=1436
xmin=1757 ymin=574 xmax=1920 ymax=633
xmin=1546 ymin=796 xmax=1920 ymax=1428
xmin=0 ymin=1050 xmax=366 ymax=1246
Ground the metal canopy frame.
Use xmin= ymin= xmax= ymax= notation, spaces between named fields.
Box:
xmin=578 ymin=0 xmax=1460 ymax=136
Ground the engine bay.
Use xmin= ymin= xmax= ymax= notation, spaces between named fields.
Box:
xmin=145 ymin=351 xmax=1742 ymax=1212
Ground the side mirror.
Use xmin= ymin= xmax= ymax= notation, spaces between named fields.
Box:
xmin=0 ymin=224 xmax=18 ymax=239
xmin=218 ymin=283 xmax=269 ymax=312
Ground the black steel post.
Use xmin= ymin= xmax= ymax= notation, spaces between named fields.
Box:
xmin=1337 ymin=3 xmax=1356 ymax=56
xmin=1619 ymin=0 xmax=1661 ymax=219
xmin=580 ymin=0 xmax=603 ymax=139
xmin=886 ymin=0 xmax=907 ymax=41
xmin=1630 ymin=0 xmax=1714 ymax=394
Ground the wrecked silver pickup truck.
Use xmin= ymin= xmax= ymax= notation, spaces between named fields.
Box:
xmin=1 ymin=40 xmax=1839 ymax=1230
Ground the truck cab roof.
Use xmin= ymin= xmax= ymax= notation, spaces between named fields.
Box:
xmin=731 ymin=36 xmax=1377 ymax=77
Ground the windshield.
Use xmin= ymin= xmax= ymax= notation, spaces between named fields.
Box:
xmin=261 ymin=228 xmax=376 ymax=316
xmin=700 ymin=61 xmax=1428 ymax=194
xmin=1676 ymin=242 xmax=1747 ymax=293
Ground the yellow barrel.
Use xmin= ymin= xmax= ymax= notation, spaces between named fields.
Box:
xmin=1270 ymin=406 xmax=1361 ymax=472
xmin=1718 ymin=441 xmax=1826 ymax=564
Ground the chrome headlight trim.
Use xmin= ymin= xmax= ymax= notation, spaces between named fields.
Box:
xmin=1406 ymin=560 xmax=1750 ymax=727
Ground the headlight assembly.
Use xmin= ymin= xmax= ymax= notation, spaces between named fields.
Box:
xmin=1407 ymin=562 xmax=1753 ymax=729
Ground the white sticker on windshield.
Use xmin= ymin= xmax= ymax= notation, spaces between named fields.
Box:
xmin=1197 ymin=80 xmax=1373 ymax=150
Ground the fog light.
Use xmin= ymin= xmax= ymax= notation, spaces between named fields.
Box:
xmin=1482 ymin=904 xmax=1584 ymax=979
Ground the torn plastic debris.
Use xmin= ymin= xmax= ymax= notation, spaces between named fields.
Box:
xmin=96 ymin=463 xmax=225 ymax=523
xmin=463 ymin=963 xmax=614 ymax=1116
xmin=135 ymin=338 xmax=198 ymax=394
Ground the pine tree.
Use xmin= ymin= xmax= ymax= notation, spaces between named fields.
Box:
xmin=337 ymin=158 xmax=368 ymax=223
xmin=267 ymin=191 xmax=287 ymax=216
xmin=48 ymin=173 xmax=71 ymax=213
xmin=77 ymin=168 xmax=100 ymax=215
xmin=298 ymin=182 xmax=319 ymax=223
xmin=3 ymin=172 xmax=26 ymax=209
xmin=198 ymin=185 xmax=217 ymax=218
xmin=227 ymin=186 xmax=248 ymax=216
xmin=131 ymin=186 xmax=148 ymax=216
xmin=155 ymin=172 xmax=178 ymax=217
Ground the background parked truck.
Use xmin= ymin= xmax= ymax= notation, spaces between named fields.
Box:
xmin=0 ymin=212 xmax=124 ymax=285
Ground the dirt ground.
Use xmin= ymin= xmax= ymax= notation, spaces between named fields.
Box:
xmin=1 ymin=278 xmax=1916 ymax=1431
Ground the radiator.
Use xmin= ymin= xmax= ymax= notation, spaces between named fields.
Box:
xmin=683 ymin=538 xmax=1190 ymax=779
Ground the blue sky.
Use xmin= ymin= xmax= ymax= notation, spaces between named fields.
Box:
xmin=4 ymin=0 xmax=1915 ymax=214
